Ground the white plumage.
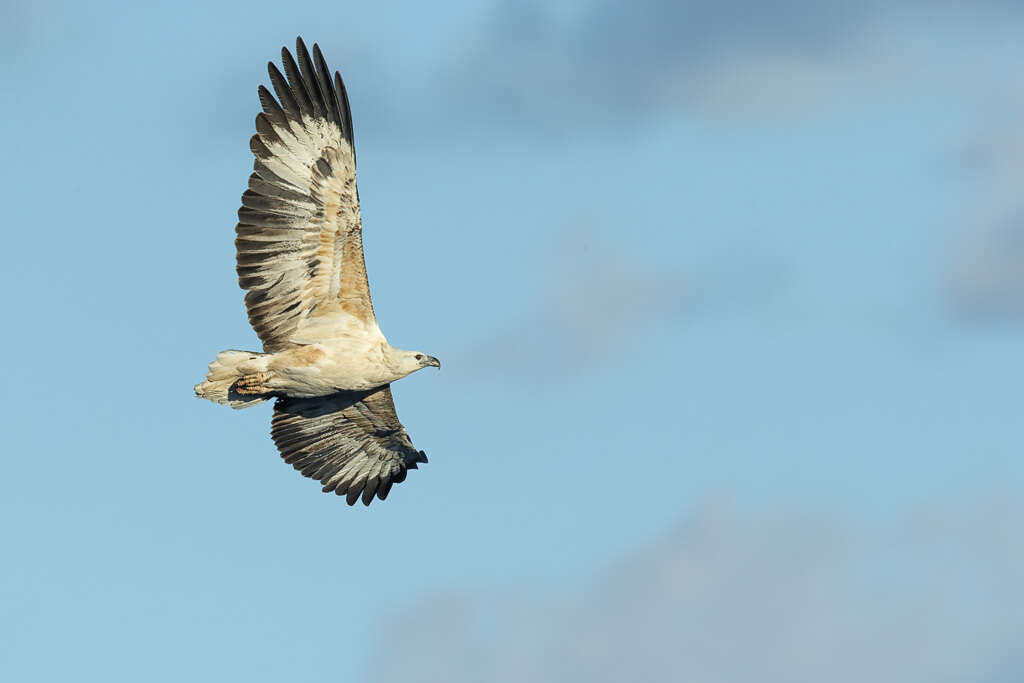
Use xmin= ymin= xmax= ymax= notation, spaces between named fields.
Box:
xmin=194 ymin=38 xmax=438 ymax=506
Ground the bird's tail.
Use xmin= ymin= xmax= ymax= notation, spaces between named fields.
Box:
xmin=194 ymin=350 xmax=272 ymax=409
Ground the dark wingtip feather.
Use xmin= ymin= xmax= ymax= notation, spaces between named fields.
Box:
xmin=361 ymin=476 xmax=379 ymax=506
xmin=377 ymin=478 xmax=394 ymax=501
xmin=333 ymin=71 xmax=355 ymax=151
xmin=294 ymin=37 xmax=327 ymax=119
xmin=417 ymin=451 xmax=428 ymax=464
xmin=346 ymin=487 xmax=361 ymax=506
xmin=257 ymin=85 xmax=289 ymax=127
xmin=280 ymin=45 xmax=313 ymax=117
xmin=267 ymin=62 xmax=301 ymax=120
xmin=312 ymin=42 xmax=342 ymax=126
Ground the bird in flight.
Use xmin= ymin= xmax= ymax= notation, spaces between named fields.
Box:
xmin=195 ymin=37 xmax=439 ymax=505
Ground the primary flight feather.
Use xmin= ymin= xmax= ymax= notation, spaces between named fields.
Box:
xmin=195 ymin=37 xmax=439 ymax=506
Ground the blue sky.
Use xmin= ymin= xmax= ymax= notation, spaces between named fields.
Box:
xmin=2 ymin=1 xmax=1023 ymax=681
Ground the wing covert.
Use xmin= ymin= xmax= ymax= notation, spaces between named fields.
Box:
xmin=235 ymin=37 xmax=375 ymax=353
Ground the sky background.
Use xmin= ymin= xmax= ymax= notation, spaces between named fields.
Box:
xmin=1 ymin=0 xmax=1023 ymax=681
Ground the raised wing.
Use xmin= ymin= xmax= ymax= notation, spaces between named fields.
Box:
xmin=270 ymin=386 xmax=428 ymax=505
xmin=236 ymin=37 xmax=375 ymax=353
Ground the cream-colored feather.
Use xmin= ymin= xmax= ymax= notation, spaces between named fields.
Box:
xmin=195 ymin=38 xmax=438 ymax=505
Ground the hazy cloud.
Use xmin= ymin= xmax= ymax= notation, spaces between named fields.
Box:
xmin=452 ymin=217 xmax=799 ymax=385
xmin=945 ymin=102 xmax=1024 ymax=323
xmin=452 ymin=220 xmax=692 ymax=384
xmin=435 ymin=1 xmax=1024 ymax=325
xmin=945 ymin=214 xmax=1024 ymax=323
xmin=0 ymin=0 xmax=52 ymax=61
xmin=366 ymin=493 xmax=1024 ymax=683
xmin=442 ymin=0 xmax=1024 ymax=127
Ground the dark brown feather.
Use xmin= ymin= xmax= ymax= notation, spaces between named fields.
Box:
xmin=270 ymin=386 xmax=425 ymax=505
xmin=334 ymin=71 xmax=355 ymax=158
xmin=280 ymin=46 xmax=313 ymax=118
xmin=312 ymin=43 xmax=342 ymax=127
xmin=295 ymin=37 xmax=328 ymax=120
xmin=257 ymin=85 xmax=290 ymax=128
xmin=267 ymin=62 xmax=301 ymax=121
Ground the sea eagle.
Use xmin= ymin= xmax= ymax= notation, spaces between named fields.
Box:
xmin=195 ymin=38 xmax=438 ymax=505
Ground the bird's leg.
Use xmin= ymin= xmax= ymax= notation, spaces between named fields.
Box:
xmin=234 ymin=371 xmax=273 ymax=394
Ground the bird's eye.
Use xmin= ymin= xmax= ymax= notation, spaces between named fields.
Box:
xmin=415 ymin=354 xmax=423 ymax=360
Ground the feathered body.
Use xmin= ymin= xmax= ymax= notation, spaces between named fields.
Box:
xmin=196 ymin=312 xmax=425 ymax=404
xmin=194 ymin=38 xmax=438 ymax=505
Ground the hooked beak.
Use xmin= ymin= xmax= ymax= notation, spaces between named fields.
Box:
xmin=426 ymin=356 xmax=441 ymax=369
